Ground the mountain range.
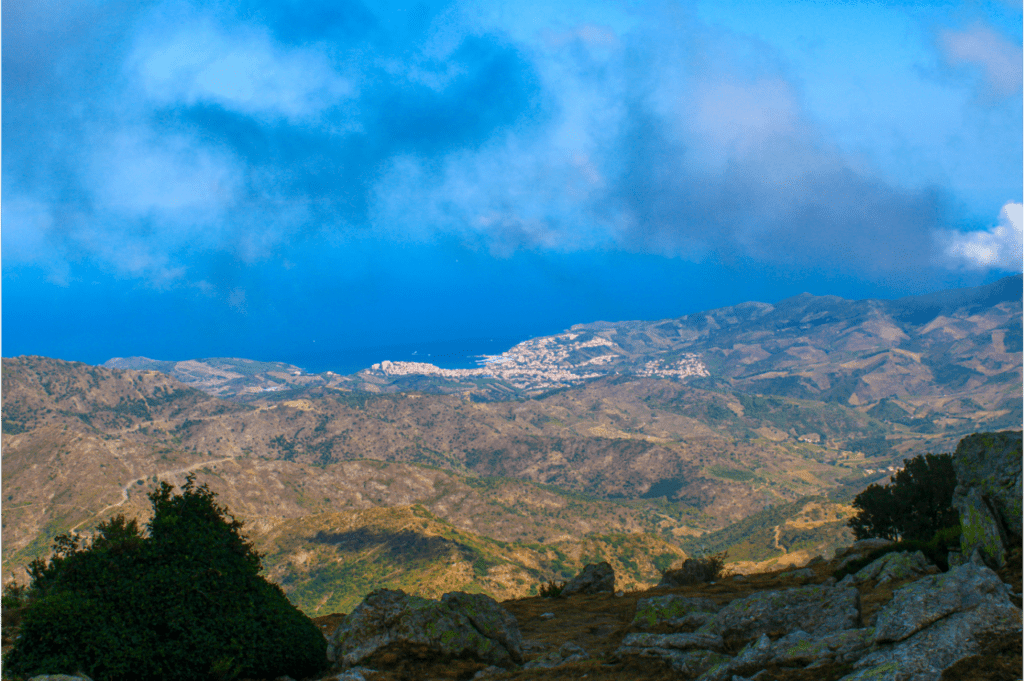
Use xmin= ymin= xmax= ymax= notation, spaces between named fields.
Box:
xmin=3 ymin=275 xmax=1020 ymax=614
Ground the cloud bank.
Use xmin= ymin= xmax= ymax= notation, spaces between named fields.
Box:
xmin=3 ymin=0 xmax=1021 ymax=288
xmin=943 ymin=202 xmax=1023 ymax=271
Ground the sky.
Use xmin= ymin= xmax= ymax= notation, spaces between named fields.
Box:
xmin=3 ymin=0 xmax=1022 ymax=371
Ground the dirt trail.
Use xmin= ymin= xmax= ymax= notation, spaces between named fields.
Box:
xmin=71 ymin=457 xmax=235 ymax=531
xmin=773 ymin=525 xmax=787 ymax=553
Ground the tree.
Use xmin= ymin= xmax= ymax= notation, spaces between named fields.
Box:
xmin=848 ymin=452 xmax=959 ymax=542
xmin=6 ymin=476 xmax=327 ymax=681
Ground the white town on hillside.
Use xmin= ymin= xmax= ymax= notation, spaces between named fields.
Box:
xmin=370 ymin=332 xmax=709 ymax=390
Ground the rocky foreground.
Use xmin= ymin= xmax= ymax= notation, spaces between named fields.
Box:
xmin=299 ymin=544 xmax=1021 ymax=681
xmin=16 ymin=432 xmax=1023 ymax=681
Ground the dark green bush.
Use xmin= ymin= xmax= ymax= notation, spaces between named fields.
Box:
xmin=833 ymin=524 xmax=962 ymax=580
xmin=661 ymin=551 xmax=728 ymax=586
xmin=848 ymin=453 xmax=958 ymax=542
xmin=1 ymin=579 xmax=31 ymax=633
xmin=6 ymin=476 xmax=327 ymax=681
xmin=539 ymin=580 xmax=565 ymax=598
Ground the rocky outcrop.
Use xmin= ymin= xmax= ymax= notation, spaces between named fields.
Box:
xmin=701 ymin=582 xmax=860 ymax=640
xmin=561 ymin=562 xmax=614 ymax=596
xmin=844 ymin=562 xmax=1021 ymax=680
xmin=327 ymin=589 xmax=523 ymax=669
xmin=847 ymin=550 xmax=938 ymax=585
xmin=951 ymin=431 xmax=1023 ymax=567
xmin=615 ymin=633 xmax=729 ymax=676
xmin=612 ymin=557 xmax=1021 ymax=681
xmin=833 ymin=538 xmax=894 ymax=569
xmin=698 ymin=628 xmax=876 ymax=681
xmin=616 ymin=583 xmax=859 ymax=675
xmin=631 ymin=595 xmax=720 ymax=629
xmin=521 ymin=642 xmax=590 ymax=669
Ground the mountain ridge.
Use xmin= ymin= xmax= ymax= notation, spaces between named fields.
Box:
xmin=4 ymin=275 xmax=1020 ymax=614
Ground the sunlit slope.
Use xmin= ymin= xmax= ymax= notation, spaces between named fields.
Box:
xmin=255 ymin=505 xmax=687 ymax=616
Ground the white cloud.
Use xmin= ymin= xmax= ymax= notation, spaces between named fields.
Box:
xmin=943 ymin=202 xmax=1023 ymax=271
xmin=939 ymin=24 xmax=1023 ymax=98
xmin=680 ymin=78 xmax=803 ymax=173
xmin=89 ymin=130 xmax=242 ymax=218
xmin=133 ymin=21 xmax=354 ymax=122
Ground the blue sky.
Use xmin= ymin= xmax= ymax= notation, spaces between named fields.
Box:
xmin=3 ymin=0 xmax=1022 ymax=370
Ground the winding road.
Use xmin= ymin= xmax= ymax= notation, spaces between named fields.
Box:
xmin=71 ymin=456 xmax=235 ymax=531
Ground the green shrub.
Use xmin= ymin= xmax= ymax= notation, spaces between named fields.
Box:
xmin=539 ymin=580 xmax=565 ymax=598
xmin=1 ymin=579 xmax=31 ymax=632
xmin=6 ymin=475 xmax=327 ymax=681
xmin=848 ymin=453 xmax=958 ymax=542
xmin=661 ymin=552 xmax=728 ymax=586
xmin=833 ymin=524 xmax=962 ymax=580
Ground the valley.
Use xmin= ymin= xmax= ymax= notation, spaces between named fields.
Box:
xmin=2 ymin=276 xmax=1020 ymax=615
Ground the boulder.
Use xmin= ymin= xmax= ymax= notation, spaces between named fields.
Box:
xmin=852 ymin=550 xmax=938 ymax=585
xmin=834 ymin=538 xmax=894 ymax=560
xmin=872 ymin=562 xmax=1016 ymax=643
xmin=952 ymin=431 xmax=1023 ymax=567
xmin=697 ymin=629 xmax=875 ymax=681
xmin=561 ymin=561 xmax=614 ymax=596
xmin=522 ymin=641 xmax=589 ymax=669
xmin=782 ymin=567 xmax=815 ymax=580
xmin=327 ymin=589 xmax=523 ymax=669
xmin=839 ymin=562 xmax=1023 ymax=680
xmin=618 ymin=632 xmax=726 ymax=654
xmin=615 ymin=633 xmax=728 ymax=676
xmin=631 ymin=595 xmax=720 ymax=629
xmin=700 ymin=583 xmax=860 ymax=641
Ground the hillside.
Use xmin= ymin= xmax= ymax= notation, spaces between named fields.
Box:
xmin=3 ymin=276 xmax=1020 ymax=614
xmin=2 ymin=359 xmax=863 ymax=610
xmin=105 ymin=276 xmax=1022 ymax=422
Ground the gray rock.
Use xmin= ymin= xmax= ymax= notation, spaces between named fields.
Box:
xmin=957 ymin=487 xmax=1009 ymax=568
xmin=873 ymin=562 xmax=1016 ymax=643
xmin=619 ymin=632 xmax=726 ymax=654
xmin=539 ymin=612 xmax=555 ymax=620
xmin=697 ymin=629 xmax=875 ymax=681
xmin=522 ymin=641 xmax=590 ymax=669
xmin=562 ymin=561 xmax=615 ymax=596
xmin=952 ymin=431 xmax=1023 ymax=568
xmin=845 ymin=597 xmax=1022 ymax=681
xmin=834 ymin=538 xmax=894 ymax=560
xmin=838 ymin=561 xmax=1024 ymax=680
xmin=853 ymin=550 xmax=937 ymax=585
xmin=784 ymin=567 xmax=815 ymax=580
xmin=669 ymin=650 xmax=731 ymax=676
xmin=616 ymin=634 xmax=729 ymax=676
xmin=701 ymin=583 xmax=860 ymax=640
xmin=671 ymin=611 xmax=716 ymax=630
xmin=696 ymin=634 xmax=772 ymax=681
xmin=768 ymin=628 xmax=875 ymax=667
xmin=631 ymin=595 xmax=720 ymax=629
xmin=328 ymin=588 xmax=523 ymax=669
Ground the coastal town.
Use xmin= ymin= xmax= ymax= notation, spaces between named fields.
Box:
xmin=368 ymin=331 xmax=709 ymax=391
